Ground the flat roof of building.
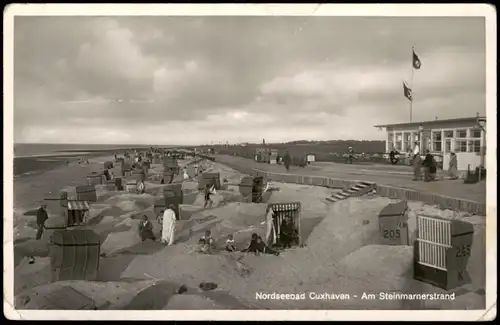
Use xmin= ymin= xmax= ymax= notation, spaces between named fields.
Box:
xmin=374 ymin=116 xmax=486 ymax=129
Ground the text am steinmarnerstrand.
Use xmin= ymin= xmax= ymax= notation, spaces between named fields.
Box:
xmin=255 ymin=292 xmax=456 ymax=301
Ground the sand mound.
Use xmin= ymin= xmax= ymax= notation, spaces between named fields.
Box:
xmin=165 ymin=294 xmax=226 ymax=309
xmin=174 ymin=202 xmax=268 ymax=247
xmin=14 ymin=224 xmax=37 ymax=242
xmin=105 ymin=193 xmax=155 ymax=208
xmin=14 ymin=238 xmax=50 ymax=265
xmin=14 ymin=257 xmax=52 ymax=295
xmin=121 ymin=280 xmax=180 ymax=309
xmin=115 ymin=200 xmax=147 ymax=212
xmin=121 ymin=247 xmax=254 ymax=289
xmin=325 ymin=245 xmax=415 ymax=309
xmin=15 ymin=279 xmax=156 ymax=310
xmin=267 ymin=182 xmax=333 ymax=211
xmin=211 ymin=202 xmax=267 ymax=228
xmin=305 ymin=197 xmax=392 ymax=273
xmin=98 ymin=215 xmax=115 ymax=224
xmin=101 ymin=230 xmax=143 ymax=256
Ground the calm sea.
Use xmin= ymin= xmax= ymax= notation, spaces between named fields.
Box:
xmin=12 ymin=143 xmax=175 ymax=177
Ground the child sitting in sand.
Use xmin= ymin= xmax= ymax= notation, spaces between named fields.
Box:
xmin=196 ymin=230 xmax=215 ymax=254
xmin=225 ymin=234 xmax=236 ymax=252
xmin=138 ymin=215 xmax=156 ymax=242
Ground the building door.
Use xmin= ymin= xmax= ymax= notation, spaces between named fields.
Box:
xmin=421 ymin=130 xmax=431 ymax=152
xmin=444 ymin=139 xmax=452 ymax=153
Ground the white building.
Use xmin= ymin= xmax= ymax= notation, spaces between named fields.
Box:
xmin=374 ymin=115 xmax=486 ymax=171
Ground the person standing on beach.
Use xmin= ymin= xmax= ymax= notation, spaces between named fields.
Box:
xmin=283 ymin=151 xmax=291 ymax=172
xmin=161 ymin=204 xmax=177 ymax=245
xmin=204 ymin=184 xmax=215 ymax=208
xmin=137 ymin=180 xmax=146 ymax=194
xmin=422 ymin=150 xmax=437 ymax=182
xmin=347 ymin=147 xmax=355 ymax=164
xmin=36 ymin=204 xmax=48 ymax=240
xmin=412 ymin=141 xmax=421 ymax=181
xmin=448 ymin=152 xmax=459 ymax=180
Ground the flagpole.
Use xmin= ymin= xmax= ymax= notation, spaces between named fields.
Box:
xmin=410 ymin=46 xmax=415 ymax=123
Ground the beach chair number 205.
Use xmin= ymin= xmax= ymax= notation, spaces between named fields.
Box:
xmin=383 ymin=229 xmax=401 ymax=239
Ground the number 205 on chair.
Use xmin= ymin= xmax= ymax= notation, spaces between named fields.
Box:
xmin=378 ymin=200 xmax=410 ymax=246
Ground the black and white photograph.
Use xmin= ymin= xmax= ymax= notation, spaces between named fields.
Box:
xmin=3 ymin=3 xmax=496 ymax=321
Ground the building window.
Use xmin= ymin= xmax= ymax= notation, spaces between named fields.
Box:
xmin=455 ymin=140 xmax=467 ymax=152
xmin=432 ymin=131 xmax=442 ymax=152
xmin=444 ymin=130 xmax=454 ymax=138
xmin=468 ymin=140 xmax=481 ymax=153
xmin=456 ymin=129 xmax=467 ymax=138
xmin=388 ymin=133 xmax=394 ymax=151
xmin=470 ymin=129 xmax=482 ymax=138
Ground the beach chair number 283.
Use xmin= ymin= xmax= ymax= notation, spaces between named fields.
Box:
xmin=383 ymin=229 xmax=401 ymax=239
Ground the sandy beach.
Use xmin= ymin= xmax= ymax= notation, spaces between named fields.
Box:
xmin=11 ymin=151 xmax=486 ymax=310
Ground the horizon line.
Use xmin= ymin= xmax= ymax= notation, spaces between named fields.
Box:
xmin=14 ymin=140 xmax=385 ymax=146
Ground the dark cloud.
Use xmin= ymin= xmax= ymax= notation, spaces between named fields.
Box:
xmin=12 ymin=14 xmax=486 ymax=144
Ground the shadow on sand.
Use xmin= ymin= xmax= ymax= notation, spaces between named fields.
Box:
xmin=98 ymin=240 xmax=166 ymax=282
xmin=119 ymin=280 xmax=250 ymax=310
xmin=299 ymin=216 xmax=325 ymax=243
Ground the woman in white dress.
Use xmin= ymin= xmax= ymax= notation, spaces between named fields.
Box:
xmin=265 ymin=208 xmax=277 ymax=247
xmin=161 ymin=204 xmax=177 ymax=245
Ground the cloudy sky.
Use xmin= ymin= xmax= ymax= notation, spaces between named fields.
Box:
xmin=13 ymin=15 xmax=486 ymax=145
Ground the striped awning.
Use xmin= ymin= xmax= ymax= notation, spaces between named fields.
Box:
xmin=68 ymin=200 xmax=90 ymax=210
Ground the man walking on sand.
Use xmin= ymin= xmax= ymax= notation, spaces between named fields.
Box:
xmin=36 ymin=204 xmax=48 ymax=240
xmin=161 ymin=204 xmax=177 ymax=245
xmin=412 ymin=141 xmax=421 ymax=181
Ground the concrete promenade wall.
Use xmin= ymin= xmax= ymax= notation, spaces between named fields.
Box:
xmin=217 ymin=160 xmax=486 ymax=216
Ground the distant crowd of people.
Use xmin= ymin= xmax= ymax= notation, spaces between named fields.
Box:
xmin=406 ymin=141 xmax=459 ymax=182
